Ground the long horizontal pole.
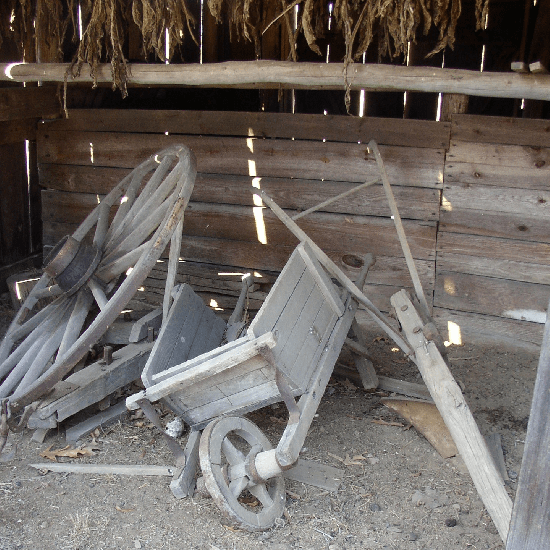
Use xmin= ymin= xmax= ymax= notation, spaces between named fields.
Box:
xmin=1 ymin=61 xmax=550 ymax=100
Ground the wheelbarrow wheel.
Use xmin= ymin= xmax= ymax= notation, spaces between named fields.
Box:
xmin=199 ymin=416 xmax=286 ymax=531
xmin=0 ymin=145 xmax=196 ymax=414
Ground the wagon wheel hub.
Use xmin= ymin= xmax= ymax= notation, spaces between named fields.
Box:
xmin=44 ymin=235 xmax=102 ymax=295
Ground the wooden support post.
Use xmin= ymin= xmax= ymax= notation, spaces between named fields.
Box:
xmin=348 ymin=320 xmax=378 ymax=390
xmin=391 ymin=290 xmax=512 ymax=543
xmin=170 ymin=429 xmax=201 ymax=499
xmin=506 ymin=300 xmax=550 ymax=550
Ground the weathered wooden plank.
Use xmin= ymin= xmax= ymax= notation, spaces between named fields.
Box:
xmin=451 ymin=114 xmax=550 ymax=147
xmin=444 ymin=160 xmax=550 ymax=191
xmin=37 ymin=130 xmax=445 ymax=188
xmin=437 ymin=252 xmax=550 ymax=285
xmin=434 ymin=271 xmax=550 ymax=322
xmin=41 ymin=193 xmax=438 ymax=261
xmin=30 ymin=463 xmax=175 ymax=476
xmin=437 ymin=232 xmax=550 ymax=267
xmin=42 ymin=219 xmax=435 ymax=291
xmin=392 ymin=290 xmax=513 ymax=543
xmin=37 ymin=342 xmax=153 ymax=422
xmin=284 ymin=459 xmax=343 ymax=492
xmin=506 ymin=299 xmax=550 ymax=550
xmin=43 ymin=109 xmax=450 ymax=149
xmin=0 ymin=86 xmax=60 ymax=122
xmin=442 ymin=183 xmax=550 ymax=219
xmin=65 ymin=401 xmax=128 ymax=442
xmin=0 ymin=118 xmax=37 ymax=145
xmin=432 ymin=308 xmax=540 ymax=351
xmin=447 ymin=141 xmax=550 ymax=172
xmin=39 ymin=166 xmax=441 ymax=221
xmin=440 ymin=207 xmax=550 ymax=243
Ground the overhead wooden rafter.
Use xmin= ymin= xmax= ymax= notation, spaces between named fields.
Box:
xmin=1 ymin=61 xmax=550 ymax=101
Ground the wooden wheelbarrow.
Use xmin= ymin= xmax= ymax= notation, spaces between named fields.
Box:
xmin=127 ymin=193 xmax=388 ymax=530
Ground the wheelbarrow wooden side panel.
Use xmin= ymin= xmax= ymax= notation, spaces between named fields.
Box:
xmin=248 ymin=243 xmax=342 ymax=393
xmin=141 ymin=283 xmax=226 ymax=415
xmin=133 ymin=244 xmax=345 ymax=428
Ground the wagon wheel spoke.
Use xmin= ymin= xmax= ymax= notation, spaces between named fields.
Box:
xmin=0 ymin=145 xmax=197 ymax=413
xmin=199 ymin=416 xmax=286 ymax=531
xmin=222 ymin=437 xmax=246 ymax=466
xmin=248 ymin=483 xmax=274 ymax=508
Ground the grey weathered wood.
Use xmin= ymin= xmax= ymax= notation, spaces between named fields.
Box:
xmin=141 ymin=284 xmax=225 ymax=387
xmin=442 ymin=183 xmax=550 ymax=220
xmin=127 ymin=332 xmax=277 ymax=410
xmin=32 ymin=108 xmax=451 ymax=148
xmin=283 ymin=459 xmax=343 ymax=492
xmin=170 ymin=430 xmax=201 ymax=498
xmin=31 ymin=428 xmax=51 ymax=444
xmin=29 ymin=463 xmax=175 ymax=476
xmin=5 ymin=61 xmax=550 ymax=100
xmin=37 ymin=342 xmax=153 ymax=422
xmin=41 ymin=167 xmax=442 ymax=219
xmin=297 ymin=243 xmax=345 ymax=317
xmin=486 ymin=433 xmax=509 ymax=482
xmin=129 ymin=308 xmax=163 ymax=342
xmin=451 ymin=114 xmax=550 ymax=148
xmin=433 ymin=308 xmax=543 ymax=351
xmin=511 ymin=62 xmax=529 ymax=74
xmin=65 ymin=400 xmax=128 ymax=443
xmin=257 ymin=191 xmax=414 ymax=357
xmin=506 ymin=299 xmax=550 ymax=550
xmin=392 ymin=290 xmax=512 ymax=542
xmin=446 ymin=140 xmax=550 ymax=172
xmin=369 ymin=140 xmax=431 ymax=318
xmin=434 ymin=271 xmax=550 ymax=322
xmin=38 ymin=131 xmax=444 ymax=189
xmin=348 ymin=320 xmax=378 ymax=390
xmin=292 ymin=178 xmax=380 ymax=220
xmin=377 ymin=376 xmax=432 ymax=401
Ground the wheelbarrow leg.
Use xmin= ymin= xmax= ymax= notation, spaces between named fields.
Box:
xmin=170 ymin=429 xmax=201 ymax=499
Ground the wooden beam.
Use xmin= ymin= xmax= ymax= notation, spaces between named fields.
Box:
xmin=506 ymin=300 xmax=550 ymax=550
xmin=392 ymin=290 xmax=513 ymax=542
xmin=2 ymin=61 xmax=550 ymax=100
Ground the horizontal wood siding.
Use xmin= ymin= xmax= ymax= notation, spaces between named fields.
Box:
xmin=435 ymin=114 xmax=550 ymax=348
xmin=37 ymin=110 xmax=549 ymax=347
xmin=39 ymin=110 xmax=442 ymax=317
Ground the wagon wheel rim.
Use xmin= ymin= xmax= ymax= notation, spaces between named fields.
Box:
xmin=0 ymin=145 xmax=197 ymax=413
xmin=199 ymin=416 xmax=286 ymax=531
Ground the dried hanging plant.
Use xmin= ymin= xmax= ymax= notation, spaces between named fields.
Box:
xmin=132 ymin=0 xmax=198 ymax=62
xmin=70 ymin=0 xmax=130 ymax=96
xmin=208 ymin=0 xmax=264 ymax=59
xmin=0 ymin=0 xmax=17 ymax=55
xmin=0 ymin=0 xmax=490 ymax=97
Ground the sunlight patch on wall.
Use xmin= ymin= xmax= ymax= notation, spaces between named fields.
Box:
xmin=445 ymin=321 xmax=462 ymax=346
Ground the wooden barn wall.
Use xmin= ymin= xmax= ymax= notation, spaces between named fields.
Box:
xmin=0 ymin=86 xmax=60 ymax=288
xmin=36 ymin=110 xmax=549 ymax=349
xmin=434 ymin=114 xmax=549 ymax=349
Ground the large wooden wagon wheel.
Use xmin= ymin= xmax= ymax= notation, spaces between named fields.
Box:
xmin=0 ymin=145 xmax=196 ymax=420
xmin=199 ymin=416 xmax=286 ymax=531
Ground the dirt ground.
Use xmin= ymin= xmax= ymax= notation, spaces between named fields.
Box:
xmin=0 ymin=295 xmax=539 ymax=550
